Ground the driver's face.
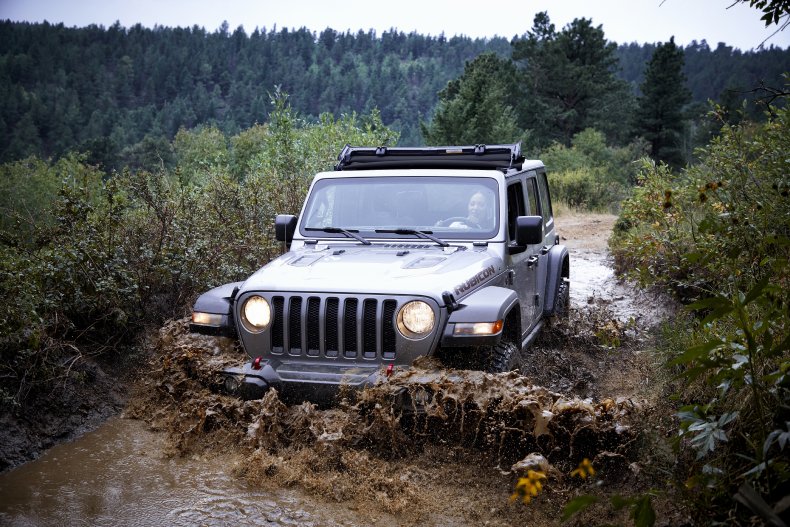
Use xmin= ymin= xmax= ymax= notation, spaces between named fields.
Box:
xmin=468 ymin=193 xmax=486 ymax=223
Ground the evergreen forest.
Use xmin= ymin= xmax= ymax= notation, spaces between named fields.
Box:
xmin=1 ymin=17 xmax=788 ymax=169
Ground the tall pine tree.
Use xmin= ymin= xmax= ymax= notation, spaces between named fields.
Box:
xmin=421 ymin=53 xmax=523 ymax=145
xmin=511 ymin=13 xmax=635 ymax=148
xmin=635 ymin=37 xmax=691 ymax=167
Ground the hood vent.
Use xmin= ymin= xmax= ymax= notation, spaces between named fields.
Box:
xmin=404 ymin=256 xmax=447 ymax=269
xmin=289 ymin=254 xmax=325 ymax=267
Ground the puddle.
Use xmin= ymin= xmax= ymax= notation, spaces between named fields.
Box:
xmin=570 ymin=250 xmax=674 ymax=328
xmin=0 ymin=417 xmax=364 ymax=527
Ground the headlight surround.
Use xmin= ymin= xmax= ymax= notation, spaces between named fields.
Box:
xmin=397 ymin=300 xmax=435 ymax=339
xmin=240 ymin=295 xmax=272 ymax=333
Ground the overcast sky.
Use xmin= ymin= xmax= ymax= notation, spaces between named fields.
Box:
xmin=1 ymin=0 xmax=788 ymax=50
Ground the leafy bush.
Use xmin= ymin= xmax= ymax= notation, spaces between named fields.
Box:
xmin=541 ymin=128 xmax=647 ymax=211
xmin=675 ymin=281 xmax=789 ymax=525
xmin=549 ymin=168 xmax=615 ymax=210
xmin=0 ymin=154 xmax=104 ymax=241
xmin=611 ymin=105 xmax=790 ymax=301
xmin=0 ymin=92 xmax=397 ymax=411
xmin=610 ymin=103 xmax=790 ymax=523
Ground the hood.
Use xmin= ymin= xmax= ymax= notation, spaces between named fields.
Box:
xmin=240 ymin=242 xmax=504 ymax=300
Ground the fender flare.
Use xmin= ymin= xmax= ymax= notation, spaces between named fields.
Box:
xmin=441 ymin=286 xmax=519 ymax=347
xmin=543 ymin=245 xmax=569 ymax=316
xmin=190 ymin=281 xmax=243 ymax=336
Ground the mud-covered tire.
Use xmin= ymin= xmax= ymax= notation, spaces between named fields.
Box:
xmin=484 ymin=340 xmax=524 ymax=373
xmin=554 ymin=277 xmax=570 ymax=318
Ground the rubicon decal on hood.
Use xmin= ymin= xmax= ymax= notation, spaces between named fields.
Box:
xmin=453 ymin=265 xmax=496 ymax=296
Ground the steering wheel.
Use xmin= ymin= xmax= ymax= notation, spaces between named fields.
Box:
xmin=436 ymin=216 xmax=480 ymax=229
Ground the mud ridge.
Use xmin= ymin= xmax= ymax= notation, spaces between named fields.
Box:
xmin=127 ymin=317 xmax=646 ymax=516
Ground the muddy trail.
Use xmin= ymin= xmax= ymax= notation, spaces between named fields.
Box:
xmin=118 ymin=213 xmax=682 ymax=526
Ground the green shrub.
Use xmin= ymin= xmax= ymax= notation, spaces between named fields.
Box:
xmin=550 ymin=168 xmax=622 ymax=211
xmin=611 ymin=106 xmax=790 ymax=301
xmin=610 ymin=103 xmax=790 ymax=523
xmin=541 ymin=128 xmax=647 ymax=211
xmin=0 ymin=154 xmax=104 ymax=242
xmin=0 ymin=93 xmax=397 ymax=411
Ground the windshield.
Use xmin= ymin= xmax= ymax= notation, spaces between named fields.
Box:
xmin=300 ymin=176 xmax=500 ymax=240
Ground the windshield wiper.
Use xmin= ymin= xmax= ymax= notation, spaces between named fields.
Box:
xmin=375 ymin=228 xmax=449 ymax=247
xmin=304 ymin=227 xmax=371 ymax=245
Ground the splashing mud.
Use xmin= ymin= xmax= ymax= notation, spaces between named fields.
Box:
xmin=135 ymin=319 xmax=640 ymax=459
xmin=123 ymin=305 xmax=646 ymax=524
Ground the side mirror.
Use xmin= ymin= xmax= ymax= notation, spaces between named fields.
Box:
xmin=275 ymin=214 xmax=297 ymax=243
xmin=515 ymin=215 xmax=543 ymax=246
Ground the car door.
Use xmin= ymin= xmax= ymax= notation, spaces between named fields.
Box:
xmin=534 ymin=170 xmax=557 ymax=315
xmin=505 ymin=178 xmax=539 ymax=341
xmin=525 ymin=174 xmax=546 ymax=320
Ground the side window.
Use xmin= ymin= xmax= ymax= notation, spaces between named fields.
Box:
xmin=506 ymin=181 xmax=525 ymax=242
xmin=537 ymin=172 xmax=553 ymax=227
xmin=526 ymin=178 xmax=540 ymax=216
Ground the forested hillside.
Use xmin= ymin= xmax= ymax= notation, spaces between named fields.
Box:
xmin=1 ymin=19 xmax=788 ymax=168
xmin=0 ymin=20 xmax=509 ymax=164
xmin=616 ymin=40 xmax=789 ymax=103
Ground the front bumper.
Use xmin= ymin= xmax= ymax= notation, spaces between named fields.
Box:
xmin=219 ymin=358 xmax=384 ymax=405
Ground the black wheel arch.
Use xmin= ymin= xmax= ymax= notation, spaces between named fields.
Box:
xmin=441 ymin=286 xmax=519 ymax=348
xmin=543 ymin=245 xmax=569 ymax=317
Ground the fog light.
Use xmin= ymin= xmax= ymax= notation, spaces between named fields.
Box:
xmin=223 ymin=375 xmax=242 ymax=393
xmin=453 ymin=320 xmax=504 ymax=336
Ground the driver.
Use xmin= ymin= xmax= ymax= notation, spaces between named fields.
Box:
xmin=448 ymin=191 xmax=488 ymax=229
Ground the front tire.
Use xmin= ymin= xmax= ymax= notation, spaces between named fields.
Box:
xmin=484 ymin=340 xmax=524 ymax=373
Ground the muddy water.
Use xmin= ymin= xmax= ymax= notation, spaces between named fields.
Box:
xmin=570 ymin=251 xmax=676 ymax=330
xmin=0 ymin=417 xmax=360 ymax=526
xmin=561 ymin=213 xmax=674 ymax=328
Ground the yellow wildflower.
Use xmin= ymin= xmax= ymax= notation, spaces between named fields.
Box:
xmin=510 ymin=470 xmax=547 ymax=504
xmin=570 ymin=458 xmax=596 ymax=479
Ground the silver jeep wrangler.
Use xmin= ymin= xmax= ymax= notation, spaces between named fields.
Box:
xmin=190 ymin=143 xmax=569 ymax=403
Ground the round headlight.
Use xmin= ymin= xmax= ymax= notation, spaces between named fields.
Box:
xmin=241 ymin=295 xmax=271 ymax=332
xmin=397 ymin=300 xmax=435 ymax=339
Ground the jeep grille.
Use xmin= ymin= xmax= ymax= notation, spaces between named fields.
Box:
xmin=269 ymin=295 xmax=399 ymax=360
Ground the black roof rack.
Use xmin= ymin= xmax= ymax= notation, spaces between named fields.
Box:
xmin=334 ymin=143 xmax=524 ymax=171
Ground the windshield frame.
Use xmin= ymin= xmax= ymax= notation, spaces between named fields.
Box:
xmin=298 ymin=174 xmax=502 ymax=242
